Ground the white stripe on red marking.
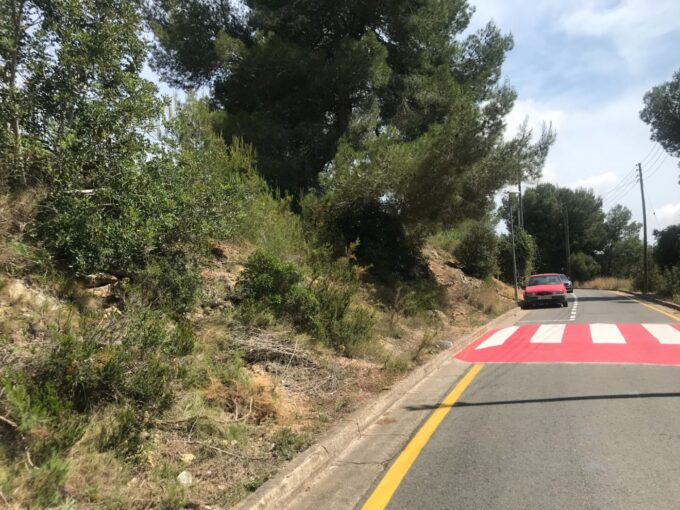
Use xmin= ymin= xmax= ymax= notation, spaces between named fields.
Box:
xmin=590 ymin=323 xmax=626 ymax=344
xmin=530 ymin=324 xmax=566 ymax=343
xmin=642 ymin=324 xmax=680 ymax=345
xmin=475 ymin=326 xmax=519 ymax=350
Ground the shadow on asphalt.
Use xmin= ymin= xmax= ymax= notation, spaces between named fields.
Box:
xmin=574 ymin=296 xmax=636 ymax=303
xmin=405 ymin=392 xmax=680 ymax=410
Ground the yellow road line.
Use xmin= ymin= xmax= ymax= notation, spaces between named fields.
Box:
xmin=361 ymin=364 xmax=484 ymax=510
xmin=636 ymin=300 xmax=680 ymax=322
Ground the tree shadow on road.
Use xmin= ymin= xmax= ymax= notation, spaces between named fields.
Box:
xmin=405 ymin=392 xmax=680 ymax=410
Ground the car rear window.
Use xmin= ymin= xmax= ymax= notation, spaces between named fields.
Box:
xmin=528 ymin=275 xmax=561 ymax=286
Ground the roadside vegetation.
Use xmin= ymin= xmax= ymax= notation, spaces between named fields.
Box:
xmin=0 ymin=1 xmax=539 ymax=507
xmin=0 ymin=0 xmax=676 ymax=507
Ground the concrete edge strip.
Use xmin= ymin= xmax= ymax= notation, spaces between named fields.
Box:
xmin=615 ymin=289 xmax=680 ymax=313
xmin=233 ymin=306 xmax=524 ymax=510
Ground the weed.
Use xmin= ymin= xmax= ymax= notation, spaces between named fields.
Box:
xmin=272 ymin=427 xmax=307 ymax=460
xmin=95 ymin=406 xmax=145 ymax=461
xmin=244 ymin=476 xmax=268 ymax=492
xmin=25 ymin=455 xmax=69 ymax=507
xmin=412 ymin=330 xmax=438 ymax=363
xmin=382 ymin=354 xmax=410 ymax=377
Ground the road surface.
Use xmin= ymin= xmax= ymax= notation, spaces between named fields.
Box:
xmin=359 ymin=289 xmax=680 ymax=510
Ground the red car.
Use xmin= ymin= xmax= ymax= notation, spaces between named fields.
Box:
xmin=521 ymin=273 xmax=568 ymax=309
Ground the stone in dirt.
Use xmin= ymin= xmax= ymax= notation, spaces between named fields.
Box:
xmin=83 ymin=272 xmax=118 ymax=288
xmin=177 ymin=470 xmax=194 ymax=486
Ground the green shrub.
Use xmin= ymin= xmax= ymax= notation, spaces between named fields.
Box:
xmin=0 ymin=308 xmax=186 ymax=464
xmin=35 ymin=98 xmax=264 ymax=314
xmin=236 ymin=250 xmax=375 ymax=354
xmin=236 ymin=250 xmax=303 ymax=309
xmin=272 ymin=427 xmax=307 ymax=461
xmin=454 ymin=220 xmax=498 ymax=279
xmin=25 ymin=455 xmax=69 ymax=507
xmin=570 ymin=252 xmax=601 ymax=281
xmin=285 ymin=284 xmax=322 ymax=332
xmin=96 ymin=406 xmax=145 ymax=461
xmin=133 ymin=253 xmax=202 ymax=315
xmin=659 ymin=265 xmax=680 ymax=298
xmin=325 ymin=307 xmax=375 ymax=356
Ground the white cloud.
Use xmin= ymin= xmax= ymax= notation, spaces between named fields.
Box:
xmin=504 ymin=99 xmax=565 ymax=140
xmin=653 ymin=202 xmax=680 ymax=230
xmin=572 ymin=171 xmax=619 ymax=192
xmin=560 ymin=0 xmax=680 ymax=68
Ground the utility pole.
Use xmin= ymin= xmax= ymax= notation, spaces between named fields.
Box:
xmin=637 ymin=162 xmax=648 ymax=293
xmin=563 ymin=206 xmax=571 ymax=276
xmin=508 ymin=193 xmax=519 ymax=303
xmin=517 ymin=173 xmax=524 ymax=228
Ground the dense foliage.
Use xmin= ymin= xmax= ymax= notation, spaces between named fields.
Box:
xmin=149 ymin=0 xmax=555 ymax=272
xmin=641 ymin=69 xmax=680 ymax=181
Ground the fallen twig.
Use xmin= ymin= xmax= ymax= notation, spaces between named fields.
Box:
xmin=186 ymin=439 xmax=268 ymax=461
xmin=0 ymin=414 xmax=18 ymax=429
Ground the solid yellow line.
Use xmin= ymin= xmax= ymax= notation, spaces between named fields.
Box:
xmin=361 ymin=364 xmax=484 ymax=510
xmin=635 ymin=300 xmax=680 ymax=322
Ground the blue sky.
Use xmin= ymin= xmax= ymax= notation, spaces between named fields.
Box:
xmin=470 ymin=0 xmax=680 ymax=230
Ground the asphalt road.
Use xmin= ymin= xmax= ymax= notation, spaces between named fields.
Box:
xmin=515 ymin=288 xmax=673 ymax=324
xmin=363 ymin=289 xmax=680 ymax=510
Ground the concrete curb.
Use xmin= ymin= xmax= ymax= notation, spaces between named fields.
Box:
xmin=233 ymin=306 xmax=524 ymax=510
xmin=618 ymin=290 xmax=680 ymax=313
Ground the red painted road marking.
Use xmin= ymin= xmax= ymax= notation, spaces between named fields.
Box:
xmin=456 ymin=323 xmax=680 ymax=365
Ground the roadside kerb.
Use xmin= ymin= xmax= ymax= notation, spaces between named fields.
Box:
xmin=234 ymin=305 xmax=525 ymax=510
xmin=620 ymin=290 xmax=680 ymax=313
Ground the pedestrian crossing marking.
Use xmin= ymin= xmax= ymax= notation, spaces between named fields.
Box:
xmin=642 ymin=323 xmax=680 ymax=345
xmin=459 ymin=323 xmax=680 ymax=365
xmin=590 ymin=323 xmax=626 ymax=344
xmin=475 ymin=326 xmax=519 ymax=350
xmin=530 ymin=324 xmax=566 ymax=343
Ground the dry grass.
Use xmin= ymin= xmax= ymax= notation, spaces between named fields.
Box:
xmin=464 ymin=282 xmax=515 ymax=316
xmin=578 ymin=277 xmax=633 ymax=292
xmin=0 ymin=232 xmax=524 ymax=509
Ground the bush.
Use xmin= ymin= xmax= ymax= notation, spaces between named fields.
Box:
xmin=659 ymin=265 xmax=680 ymax=299
xmin=133 ymin=253 xmax=202 ymax=315
xmin=569 ymin=252 xmax=601 ymax=281
xmin=653 ymin=225 xmax=680 ymax=270
xmin=25 ymin=455 xmax=69 ymax=507
xmin=236 ymin=250 xmax=375 ymax=354
xmin=272 ymin=427 xmax=307 ymax=461
xmin=35 ymin=98 xmax=264 ymax=313
xmin=236 ymin=250 xmax=303 ymax=309
xmin=454 ymin=220 xmax=498 ymax=279
xmin=0 ymin=308 xmax=187 ymax=465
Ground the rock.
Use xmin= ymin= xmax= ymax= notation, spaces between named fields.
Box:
xmin=177 ymin=470 xmax=193 ymax=486
xmin=437 ymin=340 xmax=453 ymax=350
xmin=181 ymin=453 xmax=195 ymax=465
xmin=83 ymin=272 xmax=118 ymax=288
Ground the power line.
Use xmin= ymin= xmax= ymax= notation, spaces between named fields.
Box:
xmin=640 ymin=143 xmax=663 ymax=166
xmin=602 ymin=177 xmax=638 ymax=207
xmin=599 ymin=143 xmax=662 ymax=201
xmin=645 ymin=154 xmax=669 ymax=181
xmin=600 ymin=167 xmax=638 ymax=198
xmin=643 ymin=147 xmax=665 ymax=175
xmin=638 ymin=143 xmax=659 ymax=165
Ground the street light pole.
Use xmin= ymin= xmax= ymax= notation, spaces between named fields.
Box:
xmin=508 ymin=193 xmax=519 ymax=303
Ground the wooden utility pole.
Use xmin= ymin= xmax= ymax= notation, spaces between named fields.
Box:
xmin=637 ymin=162 xmax=648 ymax=293
xmin=517 ymin=174 xmax=524 ymax=228
xmin=509 ymin=194 xmax=519 ymax=303
xmin=563 ymin=206 xmax=571 ymax=276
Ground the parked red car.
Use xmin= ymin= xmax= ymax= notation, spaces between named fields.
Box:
xmin=522 ymin=273 xmax=568 ymax=309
